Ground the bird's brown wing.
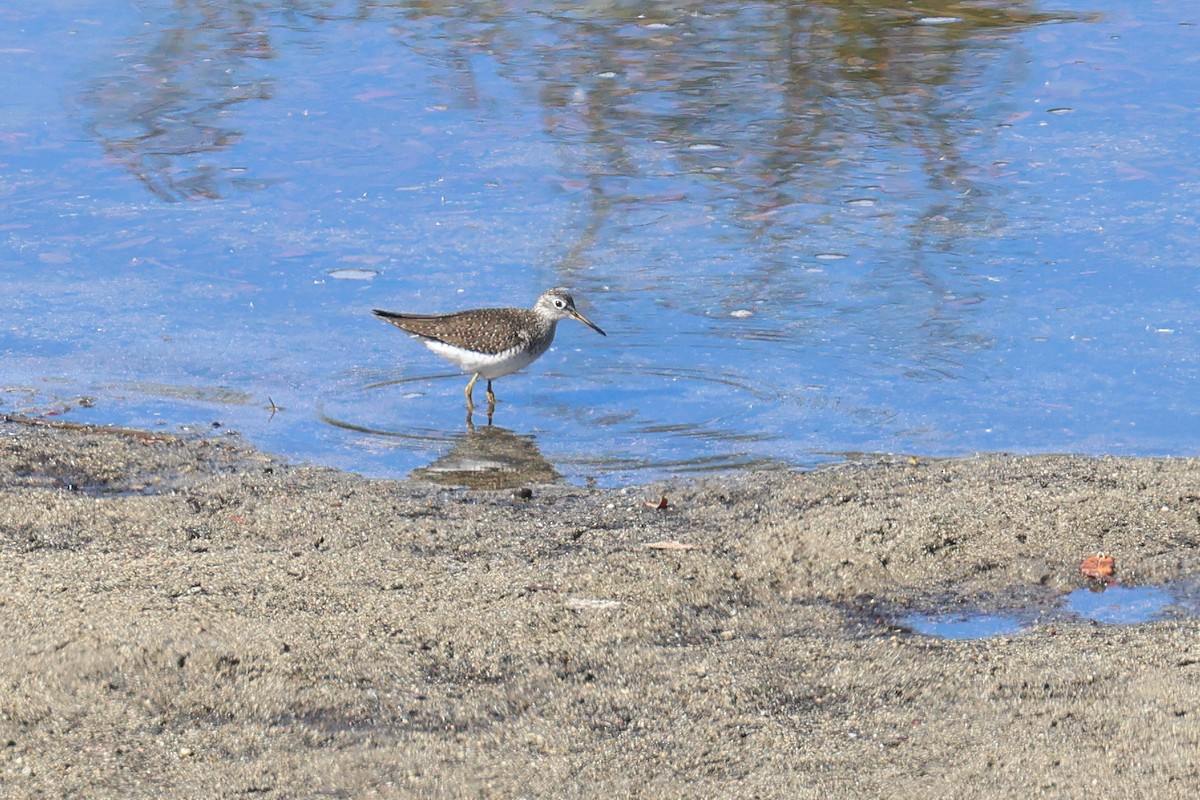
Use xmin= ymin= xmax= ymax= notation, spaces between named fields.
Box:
xmin=372 ymin=308 xmax=534 ymax=355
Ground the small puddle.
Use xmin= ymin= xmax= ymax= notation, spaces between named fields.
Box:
xmin=901 ymin=612 xmax=1025 ymax=640
xmin=1065 ymin=585 xmax=1177 ymax=626
xmin=896 ymin=580 xmax=1200 ymax=640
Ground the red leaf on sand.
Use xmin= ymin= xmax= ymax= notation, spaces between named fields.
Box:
xmin=1080 ymin=554 xmax=1115 ymax=580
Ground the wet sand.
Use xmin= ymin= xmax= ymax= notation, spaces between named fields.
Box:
xmin=2 ymin=416 xmax=1198 ymax=798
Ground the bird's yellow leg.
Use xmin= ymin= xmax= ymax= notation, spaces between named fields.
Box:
xmin=485 ymin=379 xmax=497 ymax=406
xmin=465 ymin=373 xmax=479 ymax=409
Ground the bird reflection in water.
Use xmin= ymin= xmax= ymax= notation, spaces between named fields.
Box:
xmin=410 ymin=420 xmax=559 ymax=490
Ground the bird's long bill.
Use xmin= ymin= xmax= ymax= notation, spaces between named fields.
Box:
xmin=570 ymin=309 xmax=606 ymax=336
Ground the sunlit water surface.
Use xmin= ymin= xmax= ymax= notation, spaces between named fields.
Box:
xmin=3 ymin=1 xmax=1199 ymax=486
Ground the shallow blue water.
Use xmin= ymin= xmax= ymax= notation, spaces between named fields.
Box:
xmin=901 ymin=612 xmax=1027 ymax=640
xmin=1065 ymin=584 xmax=1179 ymax=626
xmin=3 ymin=1 xmax=1199 ymax=484
xmin=901 ymin=581 xmax=1200 ymax=639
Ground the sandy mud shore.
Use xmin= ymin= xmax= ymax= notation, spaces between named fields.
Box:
xmin=1 ymin=416 xmax=1198 ymax=798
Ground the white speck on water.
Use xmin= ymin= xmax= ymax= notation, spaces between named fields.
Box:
xmin=917 ymin=16 xmax=963 ymax=25
xmin=327 ymin=268 xmax=378 ymax=281
xmin=396 ymin=178 xmax=443 ymax=192
xmin=730 ymin=309 xmax=754 ymax=318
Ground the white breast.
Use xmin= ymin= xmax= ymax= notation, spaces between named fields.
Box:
xmin=423 ymin=338 xmax=551 ymax=379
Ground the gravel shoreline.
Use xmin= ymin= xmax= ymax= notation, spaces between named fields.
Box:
xmin=2 ymin=416 xmax=1198 ymax=797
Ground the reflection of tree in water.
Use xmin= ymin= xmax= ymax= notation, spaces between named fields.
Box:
xmin=74 ymin=0 xmax=1081 ymax=371
xmin=398 ymin=0 xmax=1082 ymax=377
xmin=75 ymin=0 xmax=395 ymax=201
xmin=77 ymin=0 xmax=1060 ymax=209
xmin=77 ymin=0 xmax=378 ymax=202
xmin=405 ymin=1 xmax=1057 ymax=198
xmin=78 ymin=3 xmax=276 ymax=201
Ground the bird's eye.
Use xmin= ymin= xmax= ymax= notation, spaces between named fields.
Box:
xmin=555 ymin=299 xmax=564 ymax=308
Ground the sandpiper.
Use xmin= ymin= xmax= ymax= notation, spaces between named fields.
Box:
xmin=373 ymin=288 xmax=605 ymax=408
